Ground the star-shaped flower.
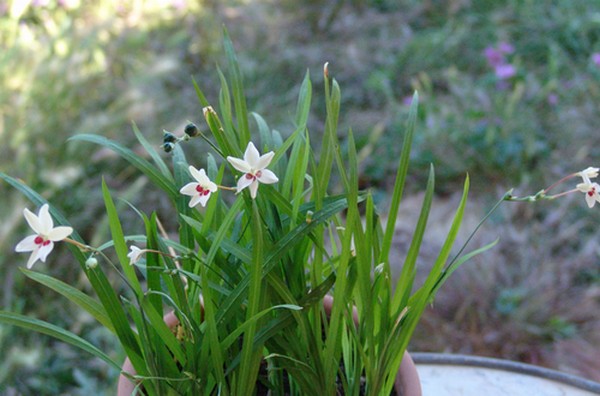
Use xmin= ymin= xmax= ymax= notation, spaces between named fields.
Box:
xmin=226 ymin=142 xmax=279 ymax=199
xmin=180 ymin=166 xmax=218 ymax=208
xmin=576 ymin=181 xmax=600 ymax=208
xmin=15 ymin=204 xmax=73 ymax=268
xmin=127 ymin=245 xmax=144 ymax=265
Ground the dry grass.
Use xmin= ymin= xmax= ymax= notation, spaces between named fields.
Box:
xmin=390 ymin=190 xmax=600 ymax=381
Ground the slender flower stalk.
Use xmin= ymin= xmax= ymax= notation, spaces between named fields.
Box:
xmin=506 ymin=167 xmax=600 ymax=208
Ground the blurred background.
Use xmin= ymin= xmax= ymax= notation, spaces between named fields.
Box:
xmin=1 ymin=0 xmax=600 ymax=394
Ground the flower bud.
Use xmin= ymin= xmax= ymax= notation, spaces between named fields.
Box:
xmin=162 ymin=142 xmax=175 ymax=153
xmin=184 ymin=122 xmax=199 ymax=138
xmin=305 ymin=210 xmax=314 ymax=224
xmin=85 ymin=257 xmax=98 ymax=269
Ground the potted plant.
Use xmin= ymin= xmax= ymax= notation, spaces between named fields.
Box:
xmin=1 ymin=32 xmax=597 ymax=395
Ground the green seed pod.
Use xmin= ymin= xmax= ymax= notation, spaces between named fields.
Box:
xmin=184 ymin=122 xmax=199 ymax=138
xmin=163 ymin=131 xmax=177 ymax=143
xmin=162 ymin=142 xmax=175 ymax=153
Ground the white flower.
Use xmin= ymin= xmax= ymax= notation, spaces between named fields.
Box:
xmin=576 ymin=167 xmax=599 ymax=183
xmin=576 ymin=181 xmax=600 ymax=208
xmin=15 ymin=204 xmax=73 ymax=269
xmin=179 ymin=166 xmax=218 ymax=208
xmin=226 ymin=142 xmax=279 ymax=199
xmin=127 ymin=245 xmax=144 ymax=265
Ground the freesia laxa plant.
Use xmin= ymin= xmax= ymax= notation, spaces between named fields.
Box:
xmin=1 ymin=33 xmax=596 ymax=396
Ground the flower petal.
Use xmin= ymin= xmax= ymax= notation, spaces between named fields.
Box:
xmin=248 ymin=180 xmax=259 ymax=199
xmin=197 ymin=168 xmax=211 ymax=185
xmin=576 ymin=182 xmax=591 ymax=193
xmin=207 ymin=180 xmax=218 ymax=192
xmin=257 ymin=169 xmax=278 ymax=184
xmin=26 ymin=249 xmax=42 ymax=269
xmin=243 ymin=142 xmax=261 ymax=168
xmin=578 ymin=167 xmax=599 ymax=181
xmin=127 ymin=246 xmax=143 ymax=265
xmin=227 ymin=156 xmax=252 ymax=173
xmin=585 ymin=193 xmax=596 ymax=208
xmin=198 ymin=192 xmax=211 ymax=207
xmin=23 ymin=207 xmax=44 ymax=235
xmin=236 ymin=174 xmax=255 ymax=193
xmin=180 ymin=182 xmax=199 ymax=196
xmin=47 ymin=226 xmax=73 ymax=241
xmin=38 ymin=204 xmax=54 ymax=235
xmin=255 ymin=151 xmax=275 ymax=170
xmin=37 ymin=241 xmax=55 ymax=263
xmin=188 ymin=194 xmax=203 ymax=208
xmin=188 ymin=166 xmax=205 ymax=183
xmin=15 ymin=235 xmax=38 ymax=252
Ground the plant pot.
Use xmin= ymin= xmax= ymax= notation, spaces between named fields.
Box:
xmin=117 ymin=299 xmax=422 ymax=396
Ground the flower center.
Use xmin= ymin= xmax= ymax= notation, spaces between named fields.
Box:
xmin=588 ymin=187 xmax=596 ymax=197
xmin=34 ymin=236 xmax=50 ymax=246
xmin=196 ymin=184 xmax=211 ymax=196
xmin=245 ymin=173 xmax=256 ymax=181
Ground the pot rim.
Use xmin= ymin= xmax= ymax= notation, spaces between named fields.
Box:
xmin=412 ymin=352 xmax=600 ymax=393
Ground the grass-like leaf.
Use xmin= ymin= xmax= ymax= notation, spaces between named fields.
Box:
xmin=0 ymin=311 xmax=121 ymax=371
xmin=20 ymin=268 xmax=115 ymax=334
xmin=69 ymin=134 xmax=178 ymax=200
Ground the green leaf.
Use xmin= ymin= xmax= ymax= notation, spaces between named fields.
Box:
xmin=223 ymin=27 xmax=250 ymax=145
xmin=132 ymin=122 xmax=173 ymax=181
xmin=379 ymin=92 xmax=418 ymax=265
xmin=236 ymin=202 xmax=265 ymax=394
xmin=0 ymin=311 xmax=121 ymax=371
xmin=102 ymin=179 xmax=142 ymax=296
xmin=295 ymin=70 xmax=312 ymax=128
xmin=392 ymin=163 xmax=434 ymax=314
xmin=69 ymin=134 xmax=178 ymax=200
xmin=20 ymin=268 xmax=115 ymax=334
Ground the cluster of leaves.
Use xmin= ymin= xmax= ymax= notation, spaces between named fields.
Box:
xmin=0 ymin=30 xmax=494 ymax=395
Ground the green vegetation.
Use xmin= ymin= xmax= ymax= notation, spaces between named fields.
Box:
xmin=1 ymin=0 xmax=600 ymax=394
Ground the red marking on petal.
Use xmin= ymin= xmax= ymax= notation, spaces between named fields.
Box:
xmin=245 ymin=173 xmax=255 ymax=180
xmin=196 ymin=185 xmax=204 ymax=193
xmin=43 ymin=240 xmax=51 ymax=246
xmin=256 ymin=170 xmax=262 ymax=178
xmin=203 ymin=190 xmax=210 ymax=196
xmin=34 ymin=236 xmax=44 ymax=245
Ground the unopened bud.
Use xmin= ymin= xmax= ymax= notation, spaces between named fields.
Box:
xmin=85 ymin=257 xmax=98 ymax=269
xmin=306 ymin=210 xmax=314 ymax=224
xmin=202 ymin=106 xmax=215 ymax=118
xmin=323 ymin=62 xmax=329 ymax=78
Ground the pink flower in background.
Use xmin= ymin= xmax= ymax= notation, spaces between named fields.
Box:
xmin=592 ymin=53 xmax=600 ymax=67
xmin=484 ymin=42 xmax=517 ymax=81
xmin=498 ymin=42 xmax=515 ymax=54
xmin=494 ymin=64 xmax=517 ymax=80
xmin=484 ymin=47 xmax=504 ymax=67
xmin=547 ymin=93 xmax=558 ymax=106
